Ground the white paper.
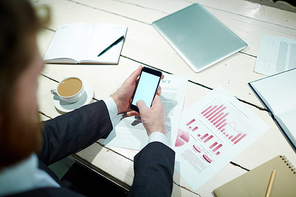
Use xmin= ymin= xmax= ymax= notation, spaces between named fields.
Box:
xmin=104 ymin=74 xmax=188 ymax=150
xmin=174 ymin=86 xmax=270 ymax=190
xmin=80 ymin=23 xmax=126 ymax=63
xmin=250 ymin=69 xmax=296 ymax=115
xmin=44 ymin=23 xmax=91 ymax=61
xmin=255 ymin=34 xmax=296 ymax=76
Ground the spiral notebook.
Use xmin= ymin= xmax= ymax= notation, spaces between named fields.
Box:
xmin=213 ymin=155 xmax=296 ymax=197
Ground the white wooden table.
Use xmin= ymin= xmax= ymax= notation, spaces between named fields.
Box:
xmin=33 ymin=0 xmax=296 ymax=196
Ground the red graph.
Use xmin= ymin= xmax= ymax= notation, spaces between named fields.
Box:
xmin=186 ymin=119 xmax=199 ymax=132
xmin=175 ymin=129 xmax=190 ymax=147
xmin=202 ymin=105 xmax=246 ymax=145
xmin=192 ymin=127 xmax=198 ymax=132
xmin=186 ymin=119 xmax=195 ymax=126
xmin=182 ymin=104 xmax=248 ymax=157
xmin=208 ymin=141 xmax=222 ymax=155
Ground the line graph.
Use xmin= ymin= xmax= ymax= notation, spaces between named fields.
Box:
xmin=178 ymin=98 xmax=255 ymax=157
xmin=201 ymin=104 xmax=247 ymax=144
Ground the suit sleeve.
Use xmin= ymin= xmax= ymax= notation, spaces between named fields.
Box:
xmin=38 ymin=100 xmax=113 ymax=166
xmin=128 ymin=142 xmax=175 ymax=197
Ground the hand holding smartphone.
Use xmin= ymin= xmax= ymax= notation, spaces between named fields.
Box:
xmin=130 ymin=67 xmax=162 ymax=112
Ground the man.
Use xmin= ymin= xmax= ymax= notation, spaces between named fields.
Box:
xmin=0 ymin=0 xmax=175 ymax=196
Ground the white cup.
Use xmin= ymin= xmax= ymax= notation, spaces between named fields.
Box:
xmin=51 ymin=77 xmax=84 ymax=103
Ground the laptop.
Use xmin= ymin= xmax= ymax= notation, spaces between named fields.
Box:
xmin=152 ymin=3 xmax=247 ymax=72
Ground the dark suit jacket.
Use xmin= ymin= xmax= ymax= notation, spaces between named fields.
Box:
xmin=7 ymin=101 xmax=175 ymax=197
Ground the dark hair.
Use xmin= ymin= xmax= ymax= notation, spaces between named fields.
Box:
xmin=0 ymin=0 xmax=50 ymax=167
xmin=0 ymin=0 xmax=42 ymax=93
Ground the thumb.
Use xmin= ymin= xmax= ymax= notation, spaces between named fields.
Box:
xmin=136 ymin=100 xmax=148 ymax=113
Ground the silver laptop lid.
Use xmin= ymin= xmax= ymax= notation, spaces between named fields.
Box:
xmin=152 ymin=3 xmax=247 ymax=72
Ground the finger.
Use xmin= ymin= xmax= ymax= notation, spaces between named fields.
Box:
xmin=126 ymin=111 xmax=140 ymax=117
xmin=136 ymin=100 xmax=149 ymax=114
xmin=151 ymin=95 xmax=163 ymax=108
xmin=161 ymin=74 xmax=164 ymax=80
xmin=125 ymin=66 xmax=143 ymax=84
xmin=156 ymin=86 xmax=162 ymax=96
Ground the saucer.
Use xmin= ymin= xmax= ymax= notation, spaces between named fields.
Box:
xmin=53 ymin=80 xmax=94 ymax=113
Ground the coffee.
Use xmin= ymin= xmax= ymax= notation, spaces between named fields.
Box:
xmin=58 ymin=78 xmax=82 ymax=97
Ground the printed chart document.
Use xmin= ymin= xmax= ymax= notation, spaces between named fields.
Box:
xmin=104 ymin=74 xmax=188 ymax=150
xmin=255 ymin=34 xmax=296 ymax=76
xmin=249 ymin=68 xmax=296 ymax=150
xmin=174 ymin=86 xmax=270 ymax=190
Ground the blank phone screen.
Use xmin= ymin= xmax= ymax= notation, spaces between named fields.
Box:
xmin=131 ymin=71 xmax=160 ymax=108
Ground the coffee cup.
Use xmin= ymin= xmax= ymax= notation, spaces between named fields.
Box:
xmin=51 ymin=77 xmax=84 ymax=103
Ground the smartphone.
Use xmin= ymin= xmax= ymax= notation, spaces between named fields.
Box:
xmin=130 ymin=67 xmax=162 ymax=112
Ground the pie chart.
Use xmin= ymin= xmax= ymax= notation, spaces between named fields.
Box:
xmin=175 ymin=128 xmax=190 ymax=147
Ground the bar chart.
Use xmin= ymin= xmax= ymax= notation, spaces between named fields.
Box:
xmin=186 ymin=119 xmax=198 ymax=131
xmin=180 ymin=101 xmax=254 ymax=157
xmin=201 ymin=104 xmax=247 ymax=145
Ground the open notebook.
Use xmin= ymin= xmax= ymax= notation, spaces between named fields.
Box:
xmin=152 ymin=3 xmax=247 ymax=72
xmin=249 ymin=68 xmax=296 ymax=150
xmin=44 ymin=23 xmax=127 ymax=64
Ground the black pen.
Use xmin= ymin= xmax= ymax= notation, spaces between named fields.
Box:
xmin=98 ymin=35 xmax=124 ymax=57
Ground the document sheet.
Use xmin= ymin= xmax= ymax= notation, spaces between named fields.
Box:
xmin=104 ymin=74 xmax=188 ymax=150
xmin=174 ymin=86 xmax=270 ymax=190
xmin=255 ymin=34 xmax=296 ymax=76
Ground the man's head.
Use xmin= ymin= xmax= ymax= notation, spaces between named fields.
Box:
xmin=0 ymin=0 xmax=49 ymax=168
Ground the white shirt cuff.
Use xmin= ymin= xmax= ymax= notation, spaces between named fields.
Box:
xmin=148 ymin=132 xmax=169 ymax=147
xmin=103 ymin=98 xmax=170 ymax=148
xmin=103 ymin=97 xmax=118 ymax=120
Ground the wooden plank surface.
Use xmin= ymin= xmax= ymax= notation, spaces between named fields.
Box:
xmin=34 ymin=0 xmax=296 ymax=108
xmin=33 ymin=0 xmax=296 ymax=196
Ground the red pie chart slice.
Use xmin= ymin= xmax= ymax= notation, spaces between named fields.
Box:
xmin=180 ymin=130 xmax=189 ymax=143
xmin=175 ymin=138 xmax=185 ymax=147
xmin=175 ymin=129 xmax=190 ymax=147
